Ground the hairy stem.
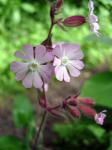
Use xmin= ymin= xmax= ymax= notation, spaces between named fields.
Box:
xmin=32 ymin=110 xmax=47 ymax=150
xmin=47 ymin=23 xmax=54 ymax=39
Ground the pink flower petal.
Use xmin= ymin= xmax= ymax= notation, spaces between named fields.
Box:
xmin=70 ymin=60 xmax=84 ymax=70
xmin=94 ymin=110 xmax=107 ymax=125
xmin=55 ymin=66 xmax=64 ymax=81
xmin=62 ymin=43 xmax=80 ymax=56
xmin=53 ymin=44 xmax=63 ymax=57
xmin=38 ymin=52 xmax=53 ymax=64
xmin=69 ymin=50 xmax=84 ymax=60
xmin=22 ymin=72 xmax=33 ymax=88
xmin=33 ymin=72 xmax=43 ymax=89
xmin=23 ymin=45 xmax=34 ymax=58
xmin=67 ymin=64 xmax=80 ymax=77
xmin=88 ymin=0 xmax=94 ymax=12
xmin=35 ymin=45 xmax=46 ymax=60
xmin=16 ymin=69 xmax=28 ymax=81
xmin=63 ymin=67 xmax=70 ymax=82
xmin=15 ymin=45 xmax=34 ymax=60
xmin=10 ymin=61 xmax=28 ymax=73
xmin=39 ymin=64 xmax=53 ymax=82
xmin=53 ymin=57 xmax=61 ymax=66
xmin=89 ymin=14 xmax=98 ymax=23
xmin=88 ymin=0 xmax=100 ymax=36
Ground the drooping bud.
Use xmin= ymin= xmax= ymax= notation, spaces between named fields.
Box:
xmin=69 ymin=107 xmax=81 ymax=118
xmin=79 ymin=105 xmax=96 ymax=118
xmin=63 ymin=16 xmax=86 ymax=27
xmin=79 ymin=98 xmax=95 ymax=106
xmin=68 ymin=100 xmax=77 ymax=106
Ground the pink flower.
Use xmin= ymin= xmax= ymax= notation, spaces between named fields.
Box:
xmin=88 ymin=0 xmax=100 ymax=36
xmin=53 ymin=43 xmax=84 ymax=82
xmin=10 ymin=45 xmax=53 ymax=89
xmin=94 ymin=110 xmax=107 ymax=125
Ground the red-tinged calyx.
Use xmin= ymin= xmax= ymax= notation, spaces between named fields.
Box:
xmin=63 ymin=16 xmax=86 ymax=27
xmin=42 ymin=35 xmax=53 ymax=51
xmin=79 ymin=105 xmax=96 ymax=118
xmin=50 ymin=0 xmax=63 ymax=24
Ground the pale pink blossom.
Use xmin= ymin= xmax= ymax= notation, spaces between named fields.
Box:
xmin=53 ymin=43 xmax=84 ymax=82
xmin=10 ymin=45 xmax=53 ymax=89
xmin=88 ymin=0 xmax=100 ymax=36
xmin=94 ymin=110 xmax=107 ymax=125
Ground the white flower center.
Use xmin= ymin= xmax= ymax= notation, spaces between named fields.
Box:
xmin=61 ymin=56 xmax=69 ymax=66
xmin=29 ymin=61 xmax=39 ymax=71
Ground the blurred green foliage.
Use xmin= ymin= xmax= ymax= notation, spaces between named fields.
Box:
xmin=53 ymin=121 xmax=110 ymax=150
xmin=0 ymin=95 xmax=36 ymax=150
xmin=12 ymin=95 xmax=36 ymax=145
xmin=0 ymin=136 xmax=25 ymax=150
xmin=12 ymin=95 xmax=35 ymax=128
xmin=0 ymin=0 xmax=112 ymax=95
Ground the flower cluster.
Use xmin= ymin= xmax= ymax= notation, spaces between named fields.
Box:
xmin=11 ymin=43 xmax=84 ymax=89
xmin=62 ymin=95 xmax=106 ymax=125
xmin=10 ymin=0 xmax=106 ymax=126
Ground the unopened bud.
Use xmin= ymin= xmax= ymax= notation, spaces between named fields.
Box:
xmin=69 ymin=107 xmax=81 ymax=118
xmin=79 ymin=105 xmax=96 ymax=118
xmin=63 ymin=16 xmax=86 ymax=27
xmin=68 ymin=100 xmax=77 ymax=106
xmin=56 ymin=0 xmax=63 ymax=10
xmin=79 ymin=98 xmax=95 ymax=105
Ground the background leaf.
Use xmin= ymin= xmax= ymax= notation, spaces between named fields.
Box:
xmin=81 ymin=72 xmax=112 ymax=108
xmin=12 ymin=95 xmax=34 ymax=128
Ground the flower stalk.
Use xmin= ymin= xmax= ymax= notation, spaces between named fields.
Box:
xmin=32 ymin=110 xmax=47 ymax=150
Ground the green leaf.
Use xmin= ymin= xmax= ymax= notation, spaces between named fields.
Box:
xmin=81 ymin=72 xmax=112 ymax=108
xmin=12 ymin=95 xmax=34 ymax=128
xmin=0 ymin=136 xmax=25 ymax=150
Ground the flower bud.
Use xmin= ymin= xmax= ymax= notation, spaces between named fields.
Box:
xmin=56 ymin=0 xmax=63 ymax=10
xmin=68 ymin=100 xmax=77 ymax=106
xmin=79 ymin=98 xmax=95 ymax=106
xmin=69 ymin=107 xmax=81 ymax=118
xmin=63 ymin=16 xmax=86 ymax=27
xmin=79 ymin=105 xmax=96 ymax=118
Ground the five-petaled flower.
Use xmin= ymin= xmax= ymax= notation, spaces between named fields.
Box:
xmin=53 ymin=43 xmax=84 ymax=82
xmin=94 ymin=110 xmax=107 ymax=125
xmin=88 ymin=0 xmax=100 ymax=36
xmin=10 ymin=45 xmax=53 ymax=89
